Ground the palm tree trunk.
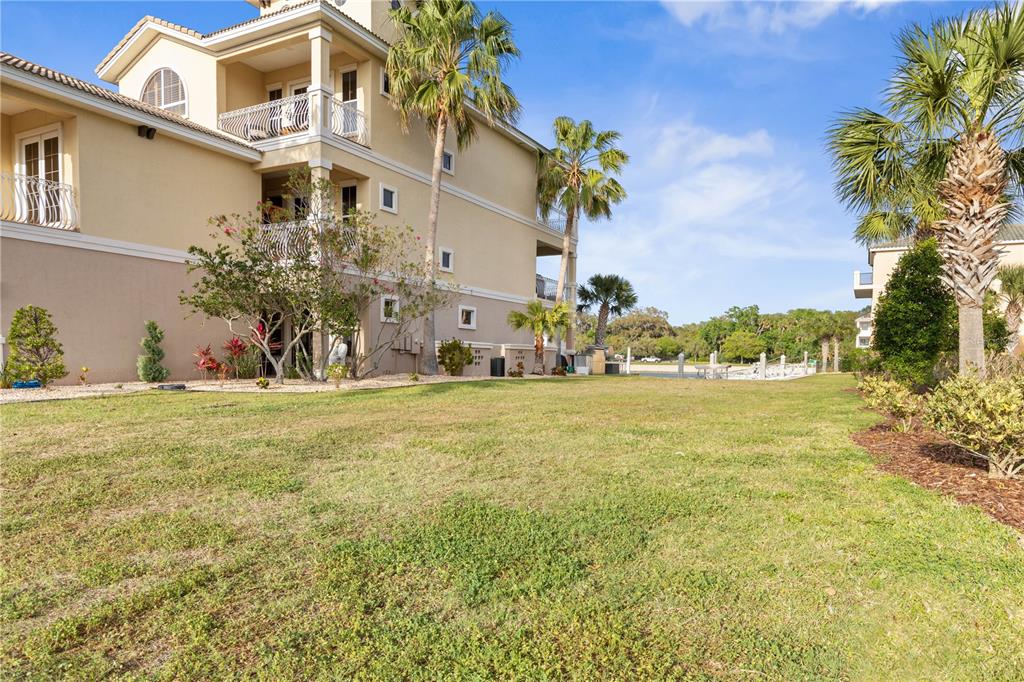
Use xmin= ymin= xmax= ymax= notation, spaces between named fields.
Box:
xmin=1007 ymin=305 xmax=1022 ymax=354
xmin=936 ymin=130 xmax=1007 ymax=379
xmin=595 ymin=303 xmax=609 ymax=346
xmin=820 ymin=338 xmax=829 ymax=373
xmin=958 ymin=304 xmax=986 ymax=375
xmin=832 ymin=336 xmax=840 ymax=372
xmin=533 ymin=335 xmax=545 ymax=375
xmin=553 ymin=207 xmax=577 ymax=360
xmin=419 ymin=113 xmax=448 ymax=375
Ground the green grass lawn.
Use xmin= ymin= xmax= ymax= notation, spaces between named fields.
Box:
xmin=2 ymin=375 xmax=1022 ymax=679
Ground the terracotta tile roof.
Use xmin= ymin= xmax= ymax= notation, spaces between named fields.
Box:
xmin=0 ymin=52 xmax=257 ymax=151
xmin=97 ymin=1 xmax=391 ymax=73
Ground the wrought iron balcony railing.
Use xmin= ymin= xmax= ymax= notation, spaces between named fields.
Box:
xmin=537 ymin=207 xmax=566 ymax=233
xmin=0 ymin=173 xmax=79 ymax=230
xmin=536 ymin=274 xmax=572 ymax=302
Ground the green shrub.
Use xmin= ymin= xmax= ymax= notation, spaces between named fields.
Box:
xmin=438 ymin=339 xmax=473 ymax=376
xmin=872 ymin=239 xmax=957 ymax=387
xmin=233 ymin=347 xmax=262 ymax=380
xmin=925 ymin=375 xmax=1024 ymax=479
xmin=255 ymin=377 xmax=270 ymax=389
xmin=327 ymin=362 xmax=349 ymax=387
xmin=5 ymin=305 xmax=68 ymax=386
xmin=859 ymin=375 xmax=921 ymax=432
xmin=137 ymin=321 xmax=171 ymax=382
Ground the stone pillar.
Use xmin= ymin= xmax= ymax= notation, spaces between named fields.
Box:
xmin=625 ymin=346 xmax=632 ymax=375
xmin=677 ymin=352 xmax=685 ymax=376
xmin=759 ymin=352 xmax=767 ymax=380
xmin=308 ymin=27 xmax=333 ymax=137
xmin=780 ymin=354 xmax=786 ymax=375
xmin=803 ymin=351 xmax=808 ymax=373
xmin=710 ymin=351 xmax=717 ymax=366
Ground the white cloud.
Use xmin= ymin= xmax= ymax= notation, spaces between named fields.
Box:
xmin=563 ymin=109 xmax=861 ymax=322
xmin=660 ymin=0 xmax=900 ymax=35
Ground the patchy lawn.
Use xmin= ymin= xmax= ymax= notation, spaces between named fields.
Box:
xmin=1 ymin=375 xmax=1021 ymax=679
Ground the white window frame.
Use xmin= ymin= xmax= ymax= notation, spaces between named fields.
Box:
xmin=438 ymin=247 xmax=455 ymax=273
xmin=15 ymin=123 xmax=63 ymax=182
xmin=379 ymin=182 xmax=398 ymax=214
xmin=442 ymin=149 xmax=455 ymax=175
xmin=140 ymin=67 xmax=188 ymax=116
xmin=380 ymin=65 xmax=391 ymax=98
xmin=458 ymin=305 xmax=477 ymax=331
xmin=380 ymin=296 xmax=400 ymax=324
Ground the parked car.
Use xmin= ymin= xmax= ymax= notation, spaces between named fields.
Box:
xmin=640 ymin=356 xmax=660 ymax=362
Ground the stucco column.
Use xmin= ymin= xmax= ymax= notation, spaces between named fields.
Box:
xmin=308 ymin=27 xmax=333 ymax=137
xmin=310 ymin=161 xmax=332 ymax=378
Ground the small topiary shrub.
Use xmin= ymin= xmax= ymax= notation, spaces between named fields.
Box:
xmin=438 ymin=338 xmax=474 ymax=376
xmin=5 ymin=305 xmax=68 ymax=386
xmin=137 ymin=321 xmax=171 ymax=382
xmin=924 ymin=375 xmax=1024 ymax=479
xmin=256 ymin=377 xmax=270 ymax=389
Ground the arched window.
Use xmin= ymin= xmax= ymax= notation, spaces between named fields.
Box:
xmin=141 ymin=68 xmax=187 ymax=116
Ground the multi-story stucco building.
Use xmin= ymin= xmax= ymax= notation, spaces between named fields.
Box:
xmin=1 ymin=0 xmax=575 ymax=383
xmin=852 ymin=225 xmax=1024 ymax=348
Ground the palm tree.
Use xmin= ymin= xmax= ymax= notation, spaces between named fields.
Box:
xmin=997 ymin=264 xmax=1024 ymax=353
xmin=537 ymin=118 xmax=628 ymax=351
xmin=577 ymin=273 xmax=638 ymax=347
xmin=388 ymin=0 xmax=521 ymax=374
xmin=828 ymin=4 xmax=1024 ymax=376
xmin=507 ymin=301 xmax=570 ymax=375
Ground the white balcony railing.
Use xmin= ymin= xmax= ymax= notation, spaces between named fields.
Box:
xmin=0 ymin=173 xmax=79 ymax=230
xmin=329 ymin=99 xmax=369 ymax=147
xmin=218 ymin=93 xmax=369 ymax=147
xmin=536 ymin=274 xmax=572 ymax=302
xmin=217 ymin=93 xmax=310 ymax=142
xmin=257 ymin=221 xmax=314 ymax=261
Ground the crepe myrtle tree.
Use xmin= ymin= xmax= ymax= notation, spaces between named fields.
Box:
xmin=387 ymin=0 xmax=521 ymax=375
xmin=181 ymin=170 xmax=451 ymax=383
xmin=829 ymin=3 xmax=1024 ymax=376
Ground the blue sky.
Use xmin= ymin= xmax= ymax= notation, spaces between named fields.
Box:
xmin=0 ymin=1 xmax=985 ymax=324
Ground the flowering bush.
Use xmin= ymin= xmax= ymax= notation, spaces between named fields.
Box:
xmin=925 ymin=375 xmax=1024 ymax=479
xmin=193 ymin=345 xmax=219 ymax=380
xmin=327 ymin=363 xmax=349 ymax=387
xmin=222 ymin=337 xmax=249 ymax=378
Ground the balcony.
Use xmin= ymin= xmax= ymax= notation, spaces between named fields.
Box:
xmin=537 ymin=207 xmax=566 ymax=234
xmin=853 ymin=270 xmax=873 ymax=299
xmin=0 ymin=173 xmax=79 ymax=230
xmin=536 ymin=274 xmax=572 ymax=302
xmin=217 ymin=94 xmax=368 ymax=148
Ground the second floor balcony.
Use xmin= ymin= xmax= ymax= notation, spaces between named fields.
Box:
xmin=218 ymin=94 xmax=368 ymax=147
xmin=0 ymin=173 xmax=79 ymax=231
xmin=853 ymin=270 xmax=873 ymax=299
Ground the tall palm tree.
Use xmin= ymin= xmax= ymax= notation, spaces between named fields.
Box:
xmin=537 ymin=118 xmax=628 ymax=351
xmin=828 ymin=3 xmax=1024 ymax=376
xmin=388 ymin=0 xmax=521 ymax=374
xmin=997 ymin=264 xmax=1024 ymax=353
xmin=576 ymin=273 xmax=638 ymax=347
xmin=507 ymin=301 xmax=569 ymax=375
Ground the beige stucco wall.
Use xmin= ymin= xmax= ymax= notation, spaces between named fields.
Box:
xmin=117 ymin=37 xmax=220 ymax=129
xmin=869 ymin=242 xmax=1024 ymax=336
xmin=1 ymin=238 xmax=224 ymax=384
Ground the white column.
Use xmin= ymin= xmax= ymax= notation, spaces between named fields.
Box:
xmin=780 ymin=354 xmax=786 ymax=375
xmin=759 ymin=352 xmax=767 ymax=380
xmin=308 ymin=27 xmax=333 ymax=137
xmin=625 ymin=346 xmax=632 ymax=375
xmin=677 ymin=352 xmax=685 ymax=376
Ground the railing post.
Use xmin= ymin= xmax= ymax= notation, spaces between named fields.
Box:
xmin=780 ymin=354 xmax=786 ymax=375
xmin=759 ymin=352 xmax=767 ymax=380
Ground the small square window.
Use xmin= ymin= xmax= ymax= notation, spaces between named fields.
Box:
xmin=439 ymin=247 xmax=454 ymax=272
xmin=380 ymin=183 xmax=398 ymax=214
xmin=458 ymin=305 xmax=477 ymax=330
xmin=381 ymin=67 xmax=391 ymax=97
xmin=442 ymin=150 xmax=454 ymax=175
xmin=381 ymin=296 xmax=400 ymax=323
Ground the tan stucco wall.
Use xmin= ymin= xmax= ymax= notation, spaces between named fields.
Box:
xmin=1 ymin=238 xmax=224 ymax=384
xmin=117 ymin=37 xmax=220 ymax=128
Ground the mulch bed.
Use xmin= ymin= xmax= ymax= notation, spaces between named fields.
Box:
xmin=852 ymin=422 xmax=1024 ymax=533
